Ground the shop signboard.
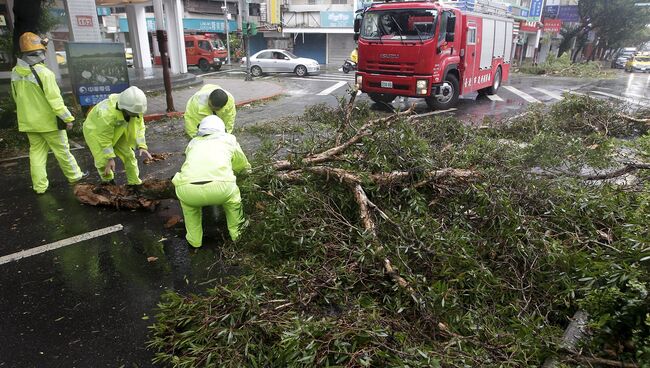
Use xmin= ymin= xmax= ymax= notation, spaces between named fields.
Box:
xmin=65 ymin=42 xmax=130 ymax=106
xmin=543 ymin=19 xmax=562 ymax=33
xmin=320 ymin=11 xmax=354 ymax=28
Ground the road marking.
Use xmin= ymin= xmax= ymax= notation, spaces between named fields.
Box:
xmin=317 ymin=81 xmax=347 ymax=96
xmin=531 ymin=87 xmax=563 ymax=100
xmin=502 ymin=86 xmax=541 ymax=103
xmin=200 ymin=69 xmax=243 ymax=77
xmin=622 ymin=92 xmax=650 ymax=100
xmin=0 ymin=147 xmax=85 ymax=163
xmin=591 ymin=90 xmax=649 ymax=106
xmin=289 ymin=77 xmax=351 ymax=83
xmin=0 ymin=224 xmax=124 ymax=265
xmin=486 ymin=94 xmax=503 ymax=101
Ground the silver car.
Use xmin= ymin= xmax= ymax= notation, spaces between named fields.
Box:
xmin=241 ymin=49 xmax=320 ymax=77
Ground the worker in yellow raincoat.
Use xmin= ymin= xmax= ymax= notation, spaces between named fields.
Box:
xmin=184 ymin=84 xmax=236 ymax=138
xmin=11 ymin=32 xmax=86 ymax=194
xmin=82 ymin=86 xmax=152 ymax=186
xmin=172 ymin=115 xmax=251 ymax=247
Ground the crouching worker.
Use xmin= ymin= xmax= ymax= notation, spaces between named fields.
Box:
xmin=172 ymin=116 xmax=251 ymax=247
xmin=83 ymin=86 xmax=152 ymax=185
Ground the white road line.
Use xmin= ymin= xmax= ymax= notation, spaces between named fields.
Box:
xmin=502 ymin=86 xmax=541 ymax=103
xmin=622 ymin=92 xmax=650 ymax=100
xmin=0 ymin=224 xmax=124 ymax=265
xmin=317 ymin=81 xmax=347 ymax=96
xmin=0 ymin=147 xmax=85 ymax=163
xmin=290 ymin=77 xmax=352 ymax=83
xmin=531 ymin=87 xmax=563 ymax=100
xmin=486 ymin=94 xmax=504 ymax=101
xmin=591 ymin=90 xmax=649 ymax=106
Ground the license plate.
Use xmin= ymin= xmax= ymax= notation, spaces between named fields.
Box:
xmin=380 ymin=81 xmax=393 ymax=88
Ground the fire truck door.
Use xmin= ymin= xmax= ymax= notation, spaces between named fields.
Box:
xmin=462 ymin=23 xmax=478 ymax=92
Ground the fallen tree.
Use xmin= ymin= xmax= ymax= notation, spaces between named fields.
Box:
xmin=75 ymin=92 xmax=650 ymax=367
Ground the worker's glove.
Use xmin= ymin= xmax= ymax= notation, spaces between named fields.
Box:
xmin=104 ymin=158 xmax=116 ymax=177
xmin=138 ymin=149 xmax=153 ymax=161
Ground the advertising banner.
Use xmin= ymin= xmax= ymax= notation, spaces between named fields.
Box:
xmin=557 ymin=5 xmax=579 ymax=23
xmin=118 ymin=18 xmax=237 ymax=33
xmin=320 ymin=11 xmax=354 ymax=28
xmin=65 ymin=43 xmax=130 ymax=106
xmin=528 ymin=0 xmax=544 ymax=19
xmin=543 ymin=19 xmax=562 ymax=33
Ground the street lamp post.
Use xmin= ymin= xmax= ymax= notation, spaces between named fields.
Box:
xmin=222 ymin=2 xmax=231 ymax=65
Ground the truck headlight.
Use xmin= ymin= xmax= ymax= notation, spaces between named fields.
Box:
xmin=355 ymin=75 xmax=363 ymax=88
xmin=416 ymin=80 xmax=428 ymax=95
xmin=213 ymin=58 xmax=221 ymax=62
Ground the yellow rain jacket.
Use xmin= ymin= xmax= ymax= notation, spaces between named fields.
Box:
xmin=83 ymin=94 xmax=148 ymax=184
xmin=173 ymin=131 xmax=250 ymax=245
xmin=11 ymin=58 xmax=74 ymax=132
xmin=184 ymin=84 xmax=236 ymax=138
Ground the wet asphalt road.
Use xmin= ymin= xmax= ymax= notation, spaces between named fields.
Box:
xmin=1 ymin=69 xmax=649 ymax=367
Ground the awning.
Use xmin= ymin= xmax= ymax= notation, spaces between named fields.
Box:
xmin=283 ymin=27 xmax=354 ymax=34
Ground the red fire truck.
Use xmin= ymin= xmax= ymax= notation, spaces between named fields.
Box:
xmin=354 ymin=0 xmax=514 ymax=110
xmin=154 ymin=34 xmax=228 ymax=72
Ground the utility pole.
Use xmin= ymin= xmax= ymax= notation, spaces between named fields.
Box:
xmin=244 ymin=0 xmax=252 ymax=81
xmin=223 ymin=0 xmax=231 ymax=65
xmin=153 ymin=0 xmax=175 ymax=112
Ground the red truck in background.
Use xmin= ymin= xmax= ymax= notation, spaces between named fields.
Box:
xmin=354 ymin=0 xmax=514 ymax=110
xmin=154 ymin=34 xmax=228 ymax=71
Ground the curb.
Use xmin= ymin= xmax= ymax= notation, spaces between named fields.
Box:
xmin=143 ymin=89 xmax=285 ymax=123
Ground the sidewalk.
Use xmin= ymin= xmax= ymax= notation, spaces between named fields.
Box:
xmin=145 ymin=76 xmax=284 ymax=122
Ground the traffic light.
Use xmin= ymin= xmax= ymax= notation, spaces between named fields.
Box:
xmin=242 ymin=21 xmax=258 ymax=36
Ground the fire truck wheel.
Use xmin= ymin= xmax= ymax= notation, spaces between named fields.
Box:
xmin=199 ymin=59 xmax=210 ymax=72
xmin=368 ymin=93 xmax=396 ymax=104
xmin=484 ymin=67 xmax=502 ymax=95
xmin=251 ymin=65 xmax=263 ymax=77
xmin=426 ymin=73 xmax=459 ymax=110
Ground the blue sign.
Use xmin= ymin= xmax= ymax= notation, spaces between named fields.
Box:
xmin=544 ymin=5 xmax=560 ymax=18
xmin=529 ymin=0 xmax=544 ymax=19
xmin=320 ymin=11 xmax=354 ymax=28
xmin=118 ymin=18 xmax=237 ymax=33
xmin=557 ymin=5 xmax=579 ymax=23
xmin=97 ymin=7 xmax=111 ymax=16
xmin=65 ymin=43 xmax=130 ymax=106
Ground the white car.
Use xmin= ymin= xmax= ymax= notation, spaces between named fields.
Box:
xmin=241 ymin=49 xmax=320 ymax=77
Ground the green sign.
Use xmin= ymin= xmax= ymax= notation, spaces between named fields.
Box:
xmin=65 ymin=42 xmax=130 ymax=106
xmin=243 ymin=21 xmax=258 ymax=36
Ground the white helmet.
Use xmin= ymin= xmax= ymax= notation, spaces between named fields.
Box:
xmin=197 ymin=115 xmax=226 ymax=136
xmin=118 ymin=86 xmax=147 ymax=114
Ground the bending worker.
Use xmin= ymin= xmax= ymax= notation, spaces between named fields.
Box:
xmin=83 ymin=86 xmax=152 ymax=185
xmin=172 ymin=115 xmax=251 ymax=247
xmin=11 ymin=32 xmax=86 ymax=194
xmin=184 ymin=84 xmax=236 ymax=138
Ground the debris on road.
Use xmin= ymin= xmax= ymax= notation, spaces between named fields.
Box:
xmin=143 ymin=152 xmax=173 ymax=165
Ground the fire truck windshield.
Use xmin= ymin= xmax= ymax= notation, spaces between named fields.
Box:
xmin=210 ymin=39 xmax=225 ymax=50
xmin=361 ymin=9 xmax=437 ymax=41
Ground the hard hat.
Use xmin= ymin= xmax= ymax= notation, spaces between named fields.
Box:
xmin=208 ymin=89 xmax=229 ymax=110
xmin=197 ymin=115 xmax=225 ymax=136
xmin=118 ymin=86 xmax=147 ymax=114
xmin=19 ymin=32 xmax=46 ymax=53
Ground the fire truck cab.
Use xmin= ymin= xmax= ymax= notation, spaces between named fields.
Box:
xmin=354 ymin=0 xmax=514 ymax=110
